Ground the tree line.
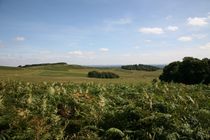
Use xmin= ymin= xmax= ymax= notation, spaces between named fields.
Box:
xmin=88 ymin=71 xmax=119 ymax=78
xmin=121 ymin=64 xmax=160 ymax=71
xmin=159 ymin=57 xmax=210 ymax=84
xmin=18 ymin=62 xmax=67 ymax=68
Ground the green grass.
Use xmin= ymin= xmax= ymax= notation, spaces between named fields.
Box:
xmin=0 ymin=64 xmax=162 ymax=84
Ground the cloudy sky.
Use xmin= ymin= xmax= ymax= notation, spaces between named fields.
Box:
xmin=0 ymin=0 xmax=210 ymax=66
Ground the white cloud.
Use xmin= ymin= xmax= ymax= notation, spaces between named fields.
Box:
xmin=178 ymin=36 xmax=192 ymax=42
xmin=68 ymin=50 xmax=83 ymax=56
xmin=199 ymin=42 xmax=210 ymax=50
xmin=134 ymin=45 xmax=140 ymax=49
xmin=99 ymin=48 xmax=109 ymax=52
xmin=103 ymin=17 xmax=132 ymax=32
xmin=187 ymin=17 xmax=208 ymax=26
xmin=138 ymin=27 xmax=164 ymax=34
xmin=68 ymin=50 xmax=95 ymax=58
xmin=15 ymin=36 xmax=25 ymax=41
xmin=166 ymin=26 xmax=178 ymax=31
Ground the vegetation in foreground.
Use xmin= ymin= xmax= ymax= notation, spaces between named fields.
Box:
xmin=0 ymin=80 xmax=209 ymax=140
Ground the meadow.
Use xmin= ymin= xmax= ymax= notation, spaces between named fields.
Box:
xmin=0 ymin=64 xmax=161 ymax=84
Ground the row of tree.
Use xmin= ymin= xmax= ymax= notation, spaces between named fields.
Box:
xmin=159 ymin=57 xmax=210 ymax=84
xmin=88 ymin=71 xmax=119 ymax=78
xmin=18 ymin=62 xmax=67 ymax=68
xmin=121 ymin=64 xmax=159 ymax=71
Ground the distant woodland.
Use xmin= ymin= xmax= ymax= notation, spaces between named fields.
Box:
xmin=121 ymin=64 xmax=160 ymax=71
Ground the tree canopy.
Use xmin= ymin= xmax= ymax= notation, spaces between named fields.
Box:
xmin=159 ymin=57 xmax=210 ymax=84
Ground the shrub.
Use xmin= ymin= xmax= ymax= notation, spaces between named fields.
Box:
xmin=0 ymin=81 xmax=209 ymax=139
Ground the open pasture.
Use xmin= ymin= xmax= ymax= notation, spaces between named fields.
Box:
xmin=0 ymin=65 xmax=161 ymax=84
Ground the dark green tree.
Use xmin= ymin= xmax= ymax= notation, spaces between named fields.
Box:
xmin=159 ymin=61 xmax=181 ymax=82
xmin=88 ymin=71 xmax=119 ymax=79
xmin=159 ymin=57 xmax=210 ymax=84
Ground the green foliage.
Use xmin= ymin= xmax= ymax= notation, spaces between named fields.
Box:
xmin=121 ymin=64 xmax=160 ymax=71
xmin=160 ymin=57 xmax=210 ymax=84
xmin=105 ymin=128 xmax=125 ymax=140
xmin=0 ymin=80 xmax=209 ymax=139
xmin=88 ymin=71 xmax=119 ymax=78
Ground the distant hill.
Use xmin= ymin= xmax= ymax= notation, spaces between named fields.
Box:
xmin=121 ymin=64 xmax=160 ymax=71
xmin=0 ymin=66 xmax=20 ymax=70
xmin=151 ymin=64 xmax=165 ymax=69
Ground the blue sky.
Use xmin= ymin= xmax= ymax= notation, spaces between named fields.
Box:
xmin=0 ymin=0 xmax=210 ymax=66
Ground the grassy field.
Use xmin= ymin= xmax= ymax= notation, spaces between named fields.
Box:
xmin=0 ymin=64 xmax=162 ymax=84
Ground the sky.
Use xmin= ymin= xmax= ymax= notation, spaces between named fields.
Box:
xmin=0 ymin=0 xmax=210 ymax=66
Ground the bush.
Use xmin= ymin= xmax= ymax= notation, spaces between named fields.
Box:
xmin=0 ymin=81 xmax=209 ymax=139
xmin=88 ymin=71 xmax=119 ymax=79
xmin=160 ymin=57 xmax=210 ymax=84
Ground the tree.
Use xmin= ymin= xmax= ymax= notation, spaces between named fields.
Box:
xmin=159 ymin=61 xmax=181 ymax=82
xmin=159 ymin=57 xmax=210 ymax=84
